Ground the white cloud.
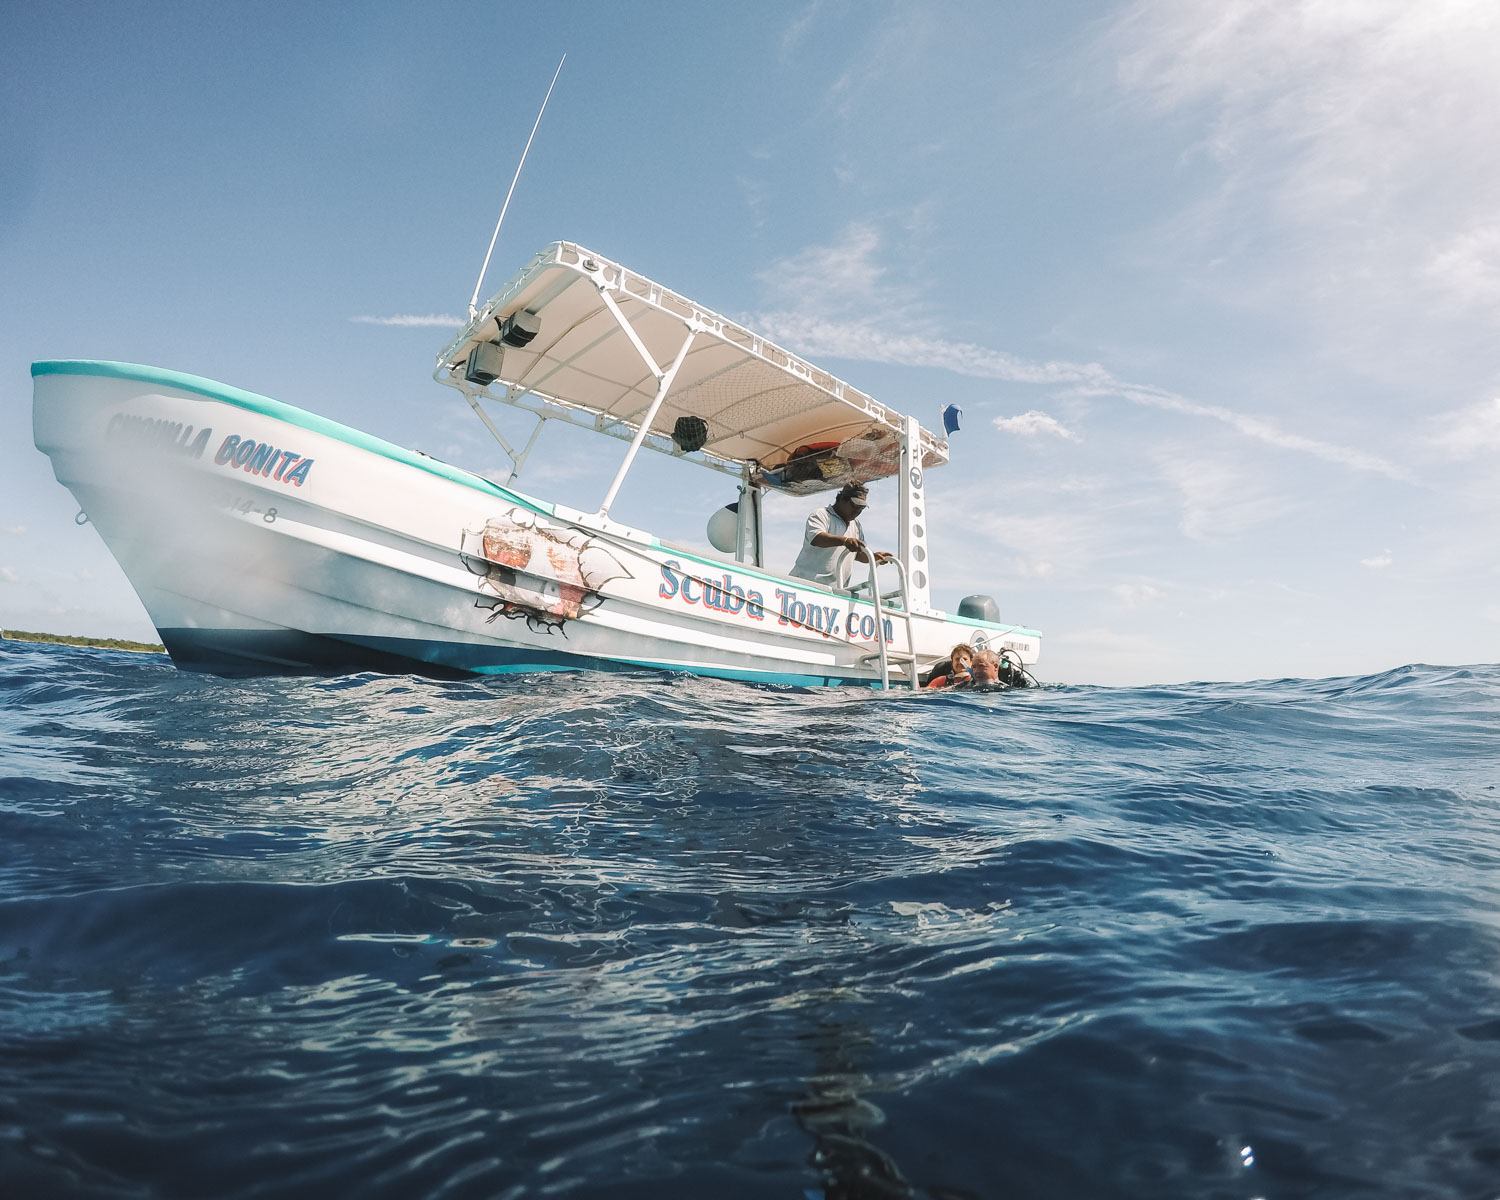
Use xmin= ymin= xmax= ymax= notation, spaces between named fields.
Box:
xmin=1425 ymin=223 xmax=1500 ymax=314
xmin=350 ymin=313 xmax=463 ymax=327
xmin=1 ymin=524 xmax=23 ymax=536
xmin=1112 ymin=582 xmax=1166 ymax=607
xmin=993 ymin=411 xmax=1077 ymax=440
xmin=0 ymin=566 xmax=18 ymax=584
xmin=756 ymin=222 xmax=892 ymax=319
xmin=1360 ymin=551 xmax=1394 ymax=569
xmin=1157 ymin=452 xmax=1293 ymax=542
xmin=1429 ymin=396 xmax=1500 ymax=459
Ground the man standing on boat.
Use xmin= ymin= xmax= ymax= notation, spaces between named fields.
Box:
xmin=788 ymin=482 xmax=894 ymax=591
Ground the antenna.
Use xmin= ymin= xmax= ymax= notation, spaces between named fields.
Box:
xmin=467 ymin=54 xmax=566 ymax=319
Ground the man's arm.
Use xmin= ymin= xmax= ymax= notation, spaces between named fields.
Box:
xmin=809 ymin=518 xmax=891 ymax=563
xmin=809 ymin=533 xmax=893 ymax=564
xmin=804 ymin=508 xmax=857 ymax=553
xmin=809 ymin=529 xmax=866 ymax=554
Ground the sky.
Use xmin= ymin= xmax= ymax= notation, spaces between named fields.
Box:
xmin=2 ymin=0 xmax=1498 ymax=686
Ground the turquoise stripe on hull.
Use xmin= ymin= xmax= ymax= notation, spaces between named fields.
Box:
xmin=469 ymin=659 xmax=857 ymax=687
xmin=32 ymin=358 xmax=546 ymax=515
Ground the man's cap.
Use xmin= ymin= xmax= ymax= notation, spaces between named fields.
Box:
xmin=837 ymin=483 xmax=869 ymax=505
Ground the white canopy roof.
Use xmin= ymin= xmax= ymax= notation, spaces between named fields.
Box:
xmin=435 ymin=242 xmax=948 ymax=494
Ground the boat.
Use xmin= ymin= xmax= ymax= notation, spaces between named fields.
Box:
xmin=31 ymin=241 xmax=1042 ymax=688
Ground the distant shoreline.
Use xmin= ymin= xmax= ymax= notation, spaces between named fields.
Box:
xmin=2 ymin=629 xmax=166 ymax=654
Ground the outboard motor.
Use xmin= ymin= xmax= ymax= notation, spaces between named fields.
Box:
xmin=958 ymin=594 xmax=999 ymax=622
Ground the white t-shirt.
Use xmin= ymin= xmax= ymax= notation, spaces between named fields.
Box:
xmin=788 ymin=505 xmax=865 ymax=590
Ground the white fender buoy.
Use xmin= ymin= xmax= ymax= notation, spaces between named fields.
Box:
xmin=706 ymin=504 xmax=738 ymax=553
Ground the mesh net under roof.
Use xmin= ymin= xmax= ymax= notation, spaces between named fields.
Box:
xmin=436 ymin=242 xmax=948 ymax=494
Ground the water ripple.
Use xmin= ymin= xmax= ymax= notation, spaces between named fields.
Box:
xmin=1 ymin=640 xmax=1498 ymax=1197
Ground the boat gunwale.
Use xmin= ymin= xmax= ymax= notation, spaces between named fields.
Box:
xmin=31 ymin=358 xmax=1040 ymax=640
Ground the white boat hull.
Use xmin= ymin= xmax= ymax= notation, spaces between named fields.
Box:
xmin=32 ymin=362 xmax=1042 ymax=686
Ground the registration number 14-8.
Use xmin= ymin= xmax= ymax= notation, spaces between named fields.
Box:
xmin=219 ymin=493 xmax=278 ymax=524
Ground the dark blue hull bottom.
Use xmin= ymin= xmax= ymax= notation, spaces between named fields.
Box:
xmin=155 ymin=628 xmax=858 ymax=687
xmin=160 ymin=629 xmax=443 ymax=677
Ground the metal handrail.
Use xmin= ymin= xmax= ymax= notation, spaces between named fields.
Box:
xmin=866 ymin=557 xmax=890 ymax=688
xmin=860 ymin=556 xmax=920 ymax=691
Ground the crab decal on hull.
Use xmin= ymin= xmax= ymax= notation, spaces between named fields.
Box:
xmin=459 ymin=509 xmax=631 ymax=634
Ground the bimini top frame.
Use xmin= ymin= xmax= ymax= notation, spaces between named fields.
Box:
xmin=434 ymin=242 xmax=949 ymax=506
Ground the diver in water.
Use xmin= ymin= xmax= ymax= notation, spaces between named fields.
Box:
xmin=967 ymin=649 xmax=1002 ymax=687
xmin=924 ymin=642 xmax=976 ymax=689
xmin=928 ymin=648 xmax=1006 ymax=690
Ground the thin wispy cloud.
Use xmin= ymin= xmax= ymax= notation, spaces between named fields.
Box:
xmin=1069 ymin=382 xmax=1409 ymax=479
xmin=350 ymin=314 xmax=463 ymax=328
xmin=762 ymin=312 xmax=1116 ymax=387
xmin=1157 ymin=452 xmax=1294 ymax=543
xmin=936 ymin=479 xmax=1160 ymax=579
xmin=1109 ymin=0 xmax=1500 ymax=340
xmin=0 ymin=566 xmax=18 ymax=584
xmin=1115 ymin=0 xmax=1500 ymax=204
xmin=822 ymin=10 xmax=940 ymax=123
xmin=756 ymin=313 xmax=1113 ymax=386
xmin=736 ymin=173 xmax=770 ymax=231
xmin=994 ymin=411 xmax=1077 ymax=440
xmin=753 ymin=223 xmax=1403 ymax=477
xmin=757 ymin=223 xmax=892 ymax=319
xmin=778 ymin=0 xmax=824 ymax=60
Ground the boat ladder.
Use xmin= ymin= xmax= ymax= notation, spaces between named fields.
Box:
xmin=851 ymin=559 xmax=921 ymax=691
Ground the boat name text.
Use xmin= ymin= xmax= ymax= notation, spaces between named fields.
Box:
xmin=102 ymin=415 xmax=314 ymax=486
xmin=658 ymin=561 xmax=892 ymax=641
xmin=213 ymin=435 xmax=314 ymax=487
xmin=105 ymin=413 xmax=213 ymax=459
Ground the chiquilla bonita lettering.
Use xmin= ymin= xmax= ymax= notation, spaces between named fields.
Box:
xmin=658 ymin=561 xmax=893 ymax=641
xmin=213 ymin=434 xmax=314 ymax=487
xmin=102 ymin=413 xmax=314 ymax=486
xmin=105 ymin=413 xmax=213 ymax=458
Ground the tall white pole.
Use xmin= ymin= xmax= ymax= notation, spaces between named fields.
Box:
xmin=467 ymin=55 xmax=566 ymax=318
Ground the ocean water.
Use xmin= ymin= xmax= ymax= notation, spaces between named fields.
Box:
xmin=1 ymin=640 xmax=1498 ymax=1199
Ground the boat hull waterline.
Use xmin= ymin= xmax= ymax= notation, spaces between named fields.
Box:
xmin=32 ymin=361 xmax=1041 ymax=686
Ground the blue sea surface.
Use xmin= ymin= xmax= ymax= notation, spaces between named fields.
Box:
xmin=1 ymin=639 xmax=1498 ymax=1198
